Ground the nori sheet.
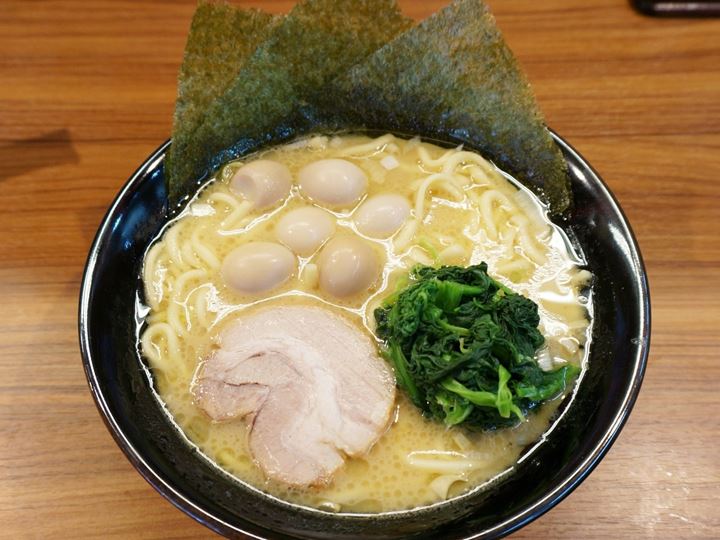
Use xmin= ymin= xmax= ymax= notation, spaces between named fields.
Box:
xmin=327 ymin=0 xmax=572 ymax=214
xmin=166 ymin=0 xmax=412 ymax=209
xmin=166 ymin=2 xmax=280 ymax=186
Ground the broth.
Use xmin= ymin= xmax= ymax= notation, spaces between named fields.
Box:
xmin=139 ymin=133 xmax=592 ymax=512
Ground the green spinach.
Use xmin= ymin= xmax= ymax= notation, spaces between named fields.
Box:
xmin=374 ymin=264 xmax=579 ymax=430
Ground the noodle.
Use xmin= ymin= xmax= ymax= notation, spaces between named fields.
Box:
xmin=164 ymin=222 xmax=185 ymax=265
xmin=172 ymin=269 xmax=207 ymax=301
xmin=191 ymin=226 xmax=220 ymax=270
xmin=339 ymin=133 xmax=396 ymax=157
xmin=394 ymin=173 xmax=464 ymax=250
xmin=417 ymin=145 xmax=458 ymax=169
xmin=166 ymin=299 xmax=189 ymax=337
xmin=208 ymin=190 xmax=253 ymax=231
xmin=143 ymin=242 xmax=166 ymax=310
xmin=478 ymin=189 xmax=516 ymax=241
xmin=189 ymin=285 xmax=214 ymax=330
xmin=440 ymin=151 xmax=494 ymax=177
xmin=137 ymin=134 xmax=592 ymax=513
xmin=142 ymin=322 xmax=180 ymax=371
xmin=438 ymin=244 xmax=466 ymax=264
xmin=180 ymin=241 xmax=203 ymax=269
xmin=430 ymin=475 xmax=467 ymax=499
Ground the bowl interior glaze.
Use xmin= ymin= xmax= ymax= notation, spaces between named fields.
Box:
xmin=79 ymin=133 xmax=649 ymax=540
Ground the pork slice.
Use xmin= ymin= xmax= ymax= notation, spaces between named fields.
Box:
xmin=191 ymin=306 xmax=396 ymax=487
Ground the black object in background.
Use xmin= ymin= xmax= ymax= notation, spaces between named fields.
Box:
xmin=631 ymin=0 xmax=720 ymax=16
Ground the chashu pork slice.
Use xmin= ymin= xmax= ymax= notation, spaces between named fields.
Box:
xmin=191 ymin=305 xmax=396 ymax=487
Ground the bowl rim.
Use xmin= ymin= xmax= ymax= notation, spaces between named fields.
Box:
xmin=78 ymin=132 xmax=650 ymax=539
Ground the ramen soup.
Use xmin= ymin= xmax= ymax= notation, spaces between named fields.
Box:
xmin=140 ymin=133 xmax=592 ymax=513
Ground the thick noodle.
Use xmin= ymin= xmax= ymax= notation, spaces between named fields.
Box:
xmin=138 ymin=133 xmax=592 ymax=513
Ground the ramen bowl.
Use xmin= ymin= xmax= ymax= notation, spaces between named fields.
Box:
xmin=79 ymin=132 xmax=649 ymax=539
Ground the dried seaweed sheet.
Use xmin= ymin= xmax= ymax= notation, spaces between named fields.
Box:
xmin=328 ymin=0 xmax=571 ymax=214
xmin=166 ymin=2 xmax=280 ymax=185
xmin=166 ymin=0 xmax=412 ymax=208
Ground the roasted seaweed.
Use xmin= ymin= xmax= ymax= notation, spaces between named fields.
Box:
xmin=329 ymin=0 xmax=571 ymax=214
xmin=166 ymin=0 xmax=572 ymax=215
xmin=166 ymin=0 xmax=412 ymax=208
xmin=166 ymin=2 xmax=280 ymax=182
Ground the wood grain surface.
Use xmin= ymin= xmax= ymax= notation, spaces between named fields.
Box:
xmin=1 ymin=0 xmax=719 ymax=538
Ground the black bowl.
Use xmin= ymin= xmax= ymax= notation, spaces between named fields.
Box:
xmin=79 ymin=133 xmax=650 ymax=539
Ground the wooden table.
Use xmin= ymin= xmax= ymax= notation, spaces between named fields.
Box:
xmin=1 ymin=1 xmax=718 ymax=538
